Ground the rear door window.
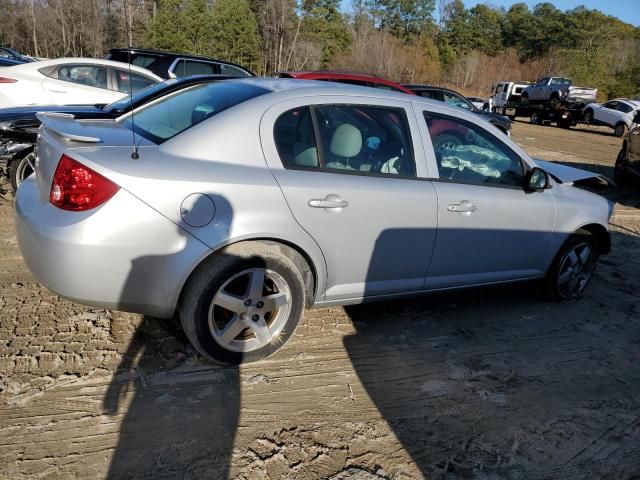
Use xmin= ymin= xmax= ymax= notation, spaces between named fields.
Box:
xmin=274 ymin=104 xmax=416 ymax=177
xmin=220 ymin=64 xmax=251 ymax=77
xmin=173 ymin=59 xmax=219 ymax=77
xmin=617 ymin=102 xmax=633 ymax=114
xmin=54 ymin=64 xmax=108 ymax=89
xmin=113 ymin=69 xmax=157 ymax=94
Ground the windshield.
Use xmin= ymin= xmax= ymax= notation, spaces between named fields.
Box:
xmin=103 ymin=79 xmax=181 ymax=113
xmin=444 ymin=92 xmax=474 ymax=111
xmin=550 ymin=78 xmax=572 ymax=86
xmin=120 ymin=81 xmax=269 ymax=143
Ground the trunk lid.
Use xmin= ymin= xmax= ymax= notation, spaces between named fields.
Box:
xmin=34 ymin=113 xmax=152 ymax=203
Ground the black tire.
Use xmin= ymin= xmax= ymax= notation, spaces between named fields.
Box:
xmin=530 ymin=111 xmax=541 ymax=125
xmin=9 ymin=151 xmax=35 ymax=193
xmin=614 ymin=123 xmax=626 ymax=138
xmin=544 ymin=230 xmax=598 ymax=301
xmin=583 ymin=109 xmax=593 ymax=125
xmin=520 ymin=93 xmax=529 ymax=104
xmin=614 ymin=147 xmax=627 ymax=184
xmin=179 ymin=241 xmax=305 ymax=364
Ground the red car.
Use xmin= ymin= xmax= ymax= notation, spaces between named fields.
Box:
xmin=277 ymin=71 xmax=416 ymax=96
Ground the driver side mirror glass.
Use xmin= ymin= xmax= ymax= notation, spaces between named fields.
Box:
xmin=526 ymin=167 xmax=550 ymax=191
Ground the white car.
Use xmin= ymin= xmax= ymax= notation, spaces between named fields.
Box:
xmin=583 ymin=98 xmax=640 ymax=137
xmin=0 ymin=58 xmax=162 ymax=108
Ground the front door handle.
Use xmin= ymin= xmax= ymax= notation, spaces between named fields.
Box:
xmin=447 ymin=200 xmax=477 ymax=214
xmin=308 ymin=194 xmax=349 ymax=210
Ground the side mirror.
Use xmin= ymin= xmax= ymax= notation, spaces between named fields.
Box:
xmin=167 ymin=70 xmax=177 ymax=79
xmin=525 ymin=167 xmax=550 ymax=192
xmin=633 ymin=112 xmax=640 ymax=125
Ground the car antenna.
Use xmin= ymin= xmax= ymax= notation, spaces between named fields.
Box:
xmin=127 ymin=47 xmax=139 ymax=160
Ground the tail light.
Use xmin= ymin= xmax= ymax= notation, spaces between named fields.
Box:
xmin=50 ymin=154 xmax=119 ymax=211
xmin=0 ymin=77 xmax=17 ymax=83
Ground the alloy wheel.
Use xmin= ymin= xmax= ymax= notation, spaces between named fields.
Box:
xmin=557 ymin=242 xmax=595 ymax=298
xmin=16 ymin=152 xmax=35 ymax=187
xmin=208 ymin=268 xmax=291 ymax=352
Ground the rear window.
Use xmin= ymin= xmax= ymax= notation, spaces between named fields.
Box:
xmin=107 ymin=52 xmax=172 ymax=78
xmin=120 ymin=81 xmax=268 ymax=143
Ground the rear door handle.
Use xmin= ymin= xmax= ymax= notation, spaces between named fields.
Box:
xmin=447 ymin=200 xmax=477 ymax=214
xmin=308 ymin=194 xmax=349 ymax=210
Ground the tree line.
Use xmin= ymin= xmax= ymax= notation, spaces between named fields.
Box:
xmin=1 ymin=0 xmax=638 ymax=99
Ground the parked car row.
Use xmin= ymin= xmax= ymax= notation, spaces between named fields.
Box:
xmin=1 ymin=55 xmax=513 ymax=190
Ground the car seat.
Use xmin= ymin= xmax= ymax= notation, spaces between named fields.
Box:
xmin=325 ymin=123 xmax=362 ymax=170
xmin=96 ymin=69 xmax=107 ymax=89
xmin=293 ymin=111 xmax=318 ymax=167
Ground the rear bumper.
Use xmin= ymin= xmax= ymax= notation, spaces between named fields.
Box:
xmin=15 ymin=177 xmax=211 ymax=318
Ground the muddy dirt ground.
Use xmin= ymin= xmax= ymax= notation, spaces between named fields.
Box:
xmin=1 ymin=120 xmax=639 ymax=480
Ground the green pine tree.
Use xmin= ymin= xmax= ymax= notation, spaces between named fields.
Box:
xmin=210 ymin=0 xmax=261 ymax=71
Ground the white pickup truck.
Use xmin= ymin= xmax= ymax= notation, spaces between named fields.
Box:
xmin=521 ymin=77 xmax=597 ymax=104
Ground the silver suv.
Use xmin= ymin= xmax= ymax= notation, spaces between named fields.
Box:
xmin=16 ymin=79 xmax=613 ymax=364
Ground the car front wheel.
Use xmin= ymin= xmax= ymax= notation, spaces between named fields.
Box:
xmin=179 ymin=242 xmax=305 ymax=364
xmin=614 ymin=147 xmax=627 ymax=184
xmin=544 ymin=230 xmax=598 ymax=301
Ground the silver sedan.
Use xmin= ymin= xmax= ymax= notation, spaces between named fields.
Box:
xmin=16 ymin=79 xmax=614 ymax=364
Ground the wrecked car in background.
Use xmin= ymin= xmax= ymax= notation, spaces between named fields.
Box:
xmin=521 ymin=77 xmax=597 ymax=104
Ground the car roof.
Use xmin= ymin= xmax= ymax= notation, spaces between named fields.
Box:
xmin=403 ymin=84 xmax=464 ymax=95
xmin=277 ymin=71 xmax=414 ymax=94
xmin=616 ymin=99 xmax=640 ymax=107
xmin=6 ymin=57 xmax=163 ymax=80
xmin=108 ymin=48 xmax=253 ymax=73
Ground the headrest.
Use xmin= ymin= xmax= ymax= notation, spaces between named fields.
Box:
xmin=330 ymin=123 xmax=362 ymax=158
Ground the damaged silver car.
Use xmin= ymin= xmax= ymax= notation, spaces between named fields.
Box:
xmin=16 ymin=79 xmax=614 ymax=364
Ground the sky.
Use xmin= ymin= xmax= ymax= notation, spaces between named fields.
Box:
xmin=340 ymin=0 xmax=640 ymax=27
xmin=463 ymin=0 xmax=640 ymax=26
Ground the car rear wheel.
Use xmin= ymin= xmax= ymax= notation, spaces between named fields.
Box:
xmin=9 ymin=151 xmax=35 ymax=193
xmin=530 ymin=111 xmax=541 ymax=125
xmin=179 ymin=242 xmax=305 ymax=364
xmin=544 ymin=230 xmax=598 ymax=301
xmin=614 ymin=123 xmax=626 ymax=138
xmin=520 ymin=92 xmax=529 ymax=104
xmin=583 ymin=109 xmax=593 ymax=125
